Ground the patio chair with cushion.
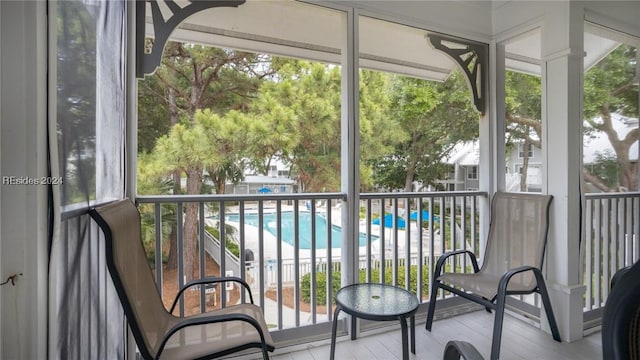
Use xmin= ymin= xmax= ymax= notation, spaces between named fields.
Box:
xmin=442 ymin=259 xmax=640 ymax=360
xmin=426 ymin=191 xmax=561 ymax=360
xmin=89 ymin=198 xmax=275 ymax=360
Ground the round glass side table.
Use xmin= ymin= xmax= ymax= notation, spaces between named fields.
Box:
xmin=330 ymin=283 xmax=420 ymax=360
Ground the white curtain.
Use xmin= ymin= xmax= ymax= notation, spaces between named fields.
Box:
xmin=49 ymin=0 xmax=127 ymax=357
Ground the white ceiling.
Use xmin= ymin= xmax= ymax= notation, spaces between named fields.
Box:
xmin=150 ymin=0 xmax=627 ymax=81
xmin=155 ymin=0 xmax=460 ymax=82
xmin=504 ymin=23 xmax=622 ymax=76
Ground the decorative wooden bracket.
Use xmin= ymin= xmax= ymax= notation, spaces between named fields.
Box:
xmin=136 ymin=0 xmax=246 ymax=78
xmin=427 ymin=34 xmax=488 ymax=114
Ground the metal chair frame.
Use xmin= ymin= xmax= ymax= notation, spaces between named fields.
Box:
xmin=426 ymin=192 xmax=561 ymax=360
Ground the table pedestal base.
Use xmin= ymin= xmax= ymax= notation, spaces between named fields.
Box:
xmin=330 ymin=305 xmax=416 ymax=360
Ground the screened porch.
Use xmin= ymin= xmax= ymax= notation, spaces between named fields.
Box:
xmin=1 ymin=1 xmax=639 ymax=360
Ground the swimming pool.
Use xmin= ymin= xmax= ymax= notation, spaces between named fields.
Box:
xmin=225 ymin=211 xmax=375 ymax=250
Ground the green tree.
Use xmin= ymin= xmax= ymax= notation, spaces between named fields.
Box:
xmin=359 ymin=69 xmax=399 ymax=191
xmin=291 ymin=62 xmax=342 ymax=192
xmin=152 ymin=109 xmax=252 ymax=278
xmin=507 ymin=44 xmax=638 ymax=192
xmin=505 ymin=71 xmax=542 ymax=191
xmin=583 ymin=44 xmax=638 ymax=192
xmin=137 ymin=152 xmax=179 ymax=267
xmin=154 ymin=113 xmax=212 ymax=278
xmin=137 ymin=75 xmax=170 ymax=153
xmin=244 ymin=87 xmax=300 ymax=175
xmin=253 ymin=62 xmax=395 ymax=192
xmin=585 ymin=151 xmax=620 ymax=189
xmin=371 ymin=71 xmax=480 ymax=192
xmin=202 ymin=110 xmax=253 ymax=195
xmin=139 ymin=43 xmax=274 ymax=278
xmin=247 ymin=60 xmax=342 ymax=192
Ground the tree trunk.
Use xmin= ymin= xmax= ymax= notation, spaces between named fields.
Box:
xmin=405 ymin=136 xmax=420 ymax=193
xmin=626 ymin=162 xmax=638 ymax=191
xmin=593 ymin=109 xmax=638 ymax=192
xmin=520 ymin=140 xmax=530 ymax=192
xmin=166 ymin=224 xmax=178 ymax=270
xmin=216 ymin=181 xmax=226 ymax=195
xmin=405 ymin=163 xmax=416 ymax=193
xmin=583 ymin=168 xmax=614 ymax=192
xmin=184 ymin=167 xmax=203 ymax=281
xmin=166 ymin=87 xmax=180 ymax=270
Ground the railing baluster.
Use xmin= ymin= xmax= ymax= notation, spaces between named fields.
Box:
xmin=471 ymin=196 xmax=477 ymax=259
xmin=154 ymin=203 xmax=162 ymax=293
xmin=417 ymin=197 xmax=424 ymax=299
xmin=635 ymin=197 xmax=640 ymax=263
xmin=591 ymin=200 xmax=603 ymax=307
xmin=379 ymin=198 xmax=386 ymax=284
xmin=428 ymin=198 xmax=435 ymax=301
xmin=294 ymin=199 xmax=300 ymax=327
xmin=310 ymin=200 xmax=317 ymax=323
xmin=461 ymin=196 xmax=467 ymax=272
xmin=618 ymin=199 xmax=625 ymax=268
xmin=624 ymin=197 xmax=631 ymax=266
xmin=258 ymin=200 xmax=265 ymax=311
xmin=366 ymin=198 xmax=373 ymax=283
xmin=219 ymin=202 xmax=227 ymax=307
xmin=604 ymin=198 xmax=612 ymax=300
xmin=392 ymin=198 xmax=398 ymax=285
xmin=611 ymin=198 xmax=617 ymax=287
xmin=177 ymin=202 xmax=184 ymax=316
xmin=404 ymin=196 xmax=411 ymax=291
xmin=585 ymin=198 xmax=593 ymax=310
xmin=198 ymin=202 xmax=205 ymax=313
xmin=326 ymin=204 xmax=333 ymax=322
xmin=239 ymin=201 xmax=247 ymax=304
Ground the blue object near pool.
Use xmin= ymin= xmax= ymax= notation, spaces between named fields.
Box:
xmin=225 ymin=211 xmax=376 ymax=250
xmin=409 ymin=210 xmax=439 ymax=221
xmin=372 ymin=213 xmax=406 ymax=229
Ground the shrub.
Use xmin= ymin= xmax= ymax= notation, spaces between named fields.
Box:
xmin=225 ymin=240 xmax=240 ymax=258
xmin=301 ymin=265 xmax=434 ymax=305
xmin=359 ymin=265 xmax=430 ymax=294
xmin=301 ymin=271 xmax=342 ymax=305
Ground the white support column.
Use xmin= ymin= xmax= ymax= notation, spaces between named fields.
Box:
xmin=478 ymin=41 xmax=501 ymax=257
xmin=542 ymin=1 xmax=586 ymax=343
xmin=0 ymin=4 xmax=3 ymax=357
xmin=127 ymin=0 xmax=138 ymax=201
xmin=340 ymin=7 xmax=360 ymax=338
xmin=125 ymin=3 xmax=138 ymax=357
xmin=340 ymin=7 xmax=359 ymax=288
xmin=0 ymin=1 xmax=49 ymax=359
xmin=490 ymin=41 xmax=506 ymax=194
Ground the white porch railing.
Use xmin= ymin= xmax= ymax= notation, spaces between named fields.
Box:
xmin=92 ymin=190 xmax=639 ymax=341
xmin=583 ymin=192 xmax=640 ymax=316
xmin=135 ymin=191 xmax=486 ymax=333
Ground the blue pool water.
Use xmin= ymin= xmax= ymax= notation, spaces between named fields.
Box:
xmin=224 ymin=211 xmax=375 ymax=250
